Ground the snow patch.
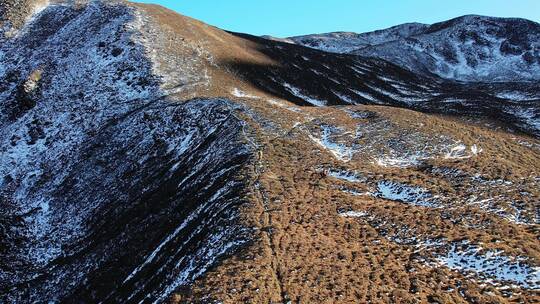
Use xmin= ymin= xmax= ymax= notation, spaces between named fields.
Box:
xmin=231 ymin=88 xmax=259 ymax=99
xmin=339 ymin=211 xmax=369 ymax=218
xmin=265 ymin=99 xmax=303 ymax=113
xmin=374 ymin=181 xmax=439 ymax=208
xmin=445 ymin=143 xmax=483 ymax=159
xmin=327 ymin=168 xmax=364 ymax=183
xmin=376 ymin=155 xmax=424 ymax=168
xmin=282 ymin=82 xmax=327 ymax=106
xmin=308 ymin=125 xmax=354 ymax=162
xmin=349 ymin=89 xmax=381 ymax=103
xmin=513 ymin=108 xmax=540 ymax=133
xmin=496 ymin=92 xmax=537 ymax=101
xmin=437 ymin=242 xmax=540 ymax=290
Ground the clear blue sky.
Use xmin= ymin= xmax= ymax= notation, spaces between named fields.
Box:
xmin=135 ymin=0 xmax=540 ymax=37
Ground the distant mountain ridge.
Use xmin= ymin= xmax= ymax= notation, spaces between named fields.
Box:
xmin=287 ymin=22 xmax=429 ymax=53
xmin=284 ymin=15 xmax=540 ymax=82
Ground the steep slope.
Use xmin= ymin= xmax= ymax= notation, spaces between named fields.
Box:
xmin=287 ymin=15 xmax=540 ymax=82
xmin=0 ymin=1 xmax=539 ymax=304
xmin=0 ymin=2 xmax=253 ymax=303
xmin=226 ymin=32 xmax=540 ymax=137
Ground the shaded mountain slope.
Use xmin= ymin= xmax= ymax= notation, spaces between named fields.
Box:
xmin=0 ymin=1 xmax=539 ymax=303
xmin=0 ymin=2 xmax=253 ymax=303
xmin=227 ymin=32 xmax=540 ymax=136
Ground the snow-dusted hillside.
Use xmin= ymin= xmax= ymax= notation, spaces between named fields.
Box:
xmin=287 ymin=15 xmax=540 ymax=82
xmin=0 ymin=2 xmax=252 ymax=302
xmin=230 ymin=32 xmax=540 ymax=137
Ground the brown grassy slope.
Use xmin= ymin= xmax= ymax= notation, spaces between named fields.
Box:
xmin=130 ymin=4 xmax=540 ymax=303
xmin=129 ymin=3 xmax=280 ymax=101
xmin=172 ymin=102 xmax=539 ymax=304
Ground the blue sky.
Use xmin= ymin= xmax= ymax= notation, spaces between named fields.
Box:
xmin=135 ymin=1 xmax=540 ymax=37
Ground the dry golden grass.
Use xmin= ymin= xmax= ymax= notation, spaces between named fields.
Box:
xmin=169 ymin=104 xmax=540 ymax=304
xmin=130 ymin=5 xmax=540 ymax=303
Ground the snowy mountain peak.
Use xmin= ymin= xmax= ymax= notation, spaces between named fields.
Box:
xmin=288 ymin=23 xmax=429 ymax=54
xmin=285 ymin=15 xmax=540 ymax=82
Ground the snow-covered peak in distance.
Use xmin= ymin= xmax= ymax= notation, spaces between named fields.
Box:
xmin=283 ymin=15 xmax=540 ymax=82
xmin=288 ymin=23 xmax=429 ymax=54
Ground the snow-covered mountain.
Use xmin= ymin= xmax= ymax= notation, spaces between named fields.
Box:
xmin=289 ymin=23 xmax=429 ymax=54
xmin=287 ymin=15 xmax=540 ymax=82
